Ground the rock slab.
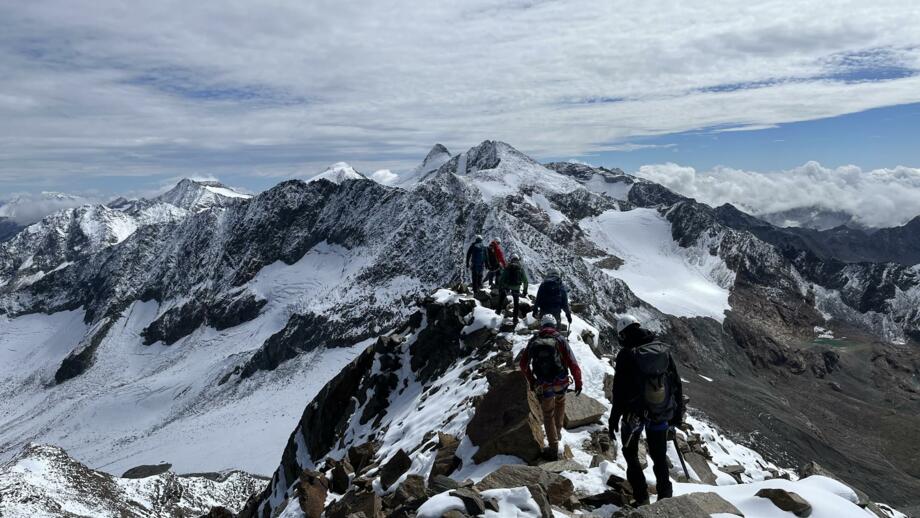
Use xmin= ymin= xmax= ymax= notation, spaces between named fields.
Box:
xmin=756 ymin=488 xmax=812 ymax=517
xmin=466 ymin=370 xmax=545 ymax=463
xmin=564 ymin=393 xmax=606 ymax=429
xmin=474 ymin=465 xmax=574 ymax=506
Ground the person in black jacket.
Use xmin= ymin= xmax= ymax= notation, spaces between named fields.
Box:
xmin=608 ymin=315 xmax=684 ymax=505
xmin=465 ymin=235 xmax=486 ymax=291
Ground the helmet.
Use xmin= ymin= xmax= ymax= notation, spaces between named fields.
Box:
xmin=474 ymin=234 xmax=483 ymax=242
xmin=545 ymin=269 xmax=559 ymax=278
xmin=510 ymin=254 xmax=521 ymax=263
xmin=493 ymin=238 xmax=501 ymax=244
xmin=616 ymin=314 xmax=641 ymax=335
xmin=540 ymin=314 xmax=557 ymax=328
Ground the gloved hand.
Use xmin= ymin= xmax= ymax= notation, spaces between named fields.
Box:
xmin=528 ymin=377 xmax=537 ymax=390
xmin=609 ymin=413 xmax=621 ymax=438
xmin=574 ymin=384 xmax=582 ymax=396
xmin=667 ymin=427 xmax=677 ymax=440
xmin=566 ymin=311 xmax=572 ymax=323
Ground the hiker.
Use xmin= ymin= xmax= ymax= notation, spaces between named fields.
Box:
xmin=465 ymin=235 xmax=486 ymax=292
xmin=485 ymin=238 xmax=506 ymax=288
xmin=533 ymin=269 xmax=572 ymax=327
xmin=608 ymin=315 xmax=684 ymax=505
xmin=519 ymin=314 xmax=583 ymax=460
xmin=498 ymin=254 xmax=528 ymax=323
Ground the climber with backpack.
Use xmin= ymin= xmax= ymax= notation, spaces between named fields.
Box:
xmin=533 ymin=269 xmax=572 ymax=327
xmin=608 ymin=315 xmax=684 ymax=506
xmin=498 ymin=254 xmax=528 ymax=324
xmin=465 ymin=235 xmax=486 ymax=292
xmin=519 ymin=314 xmax=583 ymax=461
xmin=485 ymin=238 xmax=506 ymax=288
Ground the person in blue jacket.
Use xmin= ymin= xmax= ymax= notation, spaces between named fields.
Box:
xmin=465 ymin=235 xmax=486 ymax=291
xmin=533 ymin=269 xmax=572 ymax=326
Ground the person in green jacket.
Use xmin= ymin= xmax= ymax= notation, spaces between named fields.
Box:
xmin=498 ymin=254 xmax=529 ymax=324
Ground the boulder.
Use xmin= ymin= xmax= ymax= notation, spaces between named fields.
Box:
xmin=466 ymin=370 xmax=545 ymax=463
xmin=474 ymin=465 xmax=574 ymax=505
xmin=756 ymin=488 xmax=812 ymax=517
xmin=538 ymin=459 xmax=588 ymax=473
xmin=379 ymin=449 xmax=412 ymax=490
xmin=720 ymin=464 xmax=745 ymax=483
xmin=384 ymin=474 xmax=427 ymax=511
xmin=527 ymin=485 xmax=554 ymax=518
xmin=613 ymin=492 xmax=741 ymax=517
xmin=580 ymin=490 xmax=631 ymax=508
xmin=326 ymin=489 xmax=382 ymax=518
xmin=331 ymin=463 xmax=350 ymax=494
xmin=297 ymin=469 xmax=329 ymax=518
xmin=564 ymin=394 xmax=606 ymax=429
xmin=682 ymin=452 xmax=717 ymax=485
xmin=348 ymin=442 xmax=380 ymax=475
xmin=430 ymin=433 xmax=462 ymax=478
xmin=429 ymin=474 xmax=461 ymax=494
xmin=450 ymin=488 xmax=486 ymax=515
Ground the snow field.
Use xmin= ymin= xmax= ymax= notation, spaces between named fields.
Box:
xmin=581 ymin=208 xmax=734 ymax=321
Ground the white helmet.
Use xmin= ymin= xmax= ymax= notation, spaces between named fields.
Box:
xmin=510 ymin=254 xmax=521 ymax=262
xmin=541 ymin=314 xmax=557 ymax=328
xmin=474 ymin=234 xmax=483 ymax=242
xmin=493 ymin=238 xmax=501 ymax=244
xmin=616 ymin=314 xmax=641 ymax=335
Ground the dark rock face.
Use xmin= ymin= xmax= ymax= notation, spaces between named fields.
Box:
xmin=142 ymin=293 xmax=266 ymax=346
xmin=54 ymin=318 xmax=115 ymax=384
xmin=410 ymin=299 xmax=476 ymax=382
xmin=755 ymin=488 xmax=813 ymax=517
xmin=121 ymin=463 xmax=172 ymax=479
xmin=378 ymin=450 xmax=412 ymax=490
xmin=474 ymin=465 xmax=574 ymax=506
xmin=466 ymin=370 xmax=545 ymax=463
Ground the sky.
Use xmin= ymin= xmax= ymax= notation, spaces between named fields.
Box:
xmin=1 ymin=0 xmax=920 ymax=225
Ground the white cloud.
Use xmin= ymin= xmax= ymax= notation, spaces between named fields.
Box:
xmin=371 ymin=169 xmax=398 ymax=184
xmin=636 ymin=161 xmax=920 ymax=228
xmin=0 ymin=1 xmax=918 ymax=190
xmin=0 ymin=192 xmax=96 ymax=224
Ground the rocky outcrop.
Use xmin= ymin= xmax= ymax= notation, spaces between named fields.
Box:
xmin=296 ymin=470 xmax=328 ymax=518
xmin=466 ymin=370 xmax=545 ymax=463
xmin=614 ymin=492 xmax=742 ymax=517
xmin=474 ymin=465 xmax=574 ymax=506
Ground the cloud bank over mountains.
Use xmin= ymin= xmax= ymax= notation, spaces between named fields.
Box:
xmin=637 ymin=161 xmax=920 ymax=228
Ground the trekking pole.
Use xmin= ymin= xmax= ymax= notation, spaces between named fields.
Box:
xmin=672 ymin=432 xmax=690 ymax=480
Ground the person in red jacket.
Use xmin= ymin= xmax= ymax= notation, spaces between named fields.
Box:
xmin=485 ymin=238 xmax=506 ymax=288
xmin=519 ymin=314 xmax=583 ymax=460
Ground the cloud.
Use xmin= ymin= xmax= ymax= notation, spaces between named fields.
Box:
xmin=0 ymin=192 xmax=96 ymax=224
xmin=0 ymin=1 xmax=919 ymax=192
xmin=636 ymin=161 xmax=920 ymax=228
xmin=371 ymin=169 xmax=398 ymax=184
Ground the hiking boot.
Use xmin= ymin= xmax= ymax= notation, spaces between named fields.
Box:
xmin=633 ymin=497 xmax=651 ymax=507
xmin=542 ymin=446 xmax=559 ymax=461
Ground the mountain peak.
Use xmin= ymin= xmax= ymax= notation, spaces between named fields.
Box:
xmin=308 ymin=162 xmax=367 ymax=184
xmin=155 ymin=178 xmax=250 ymax=212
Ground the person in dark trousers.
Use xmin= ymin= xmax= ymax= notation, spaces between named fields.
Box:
xmin=465 ymin=235 xmax=486 ymax=292
xmin=485 ymin=238 xmax=506 ymax=288
xmin=533 ymin=269 xmax=572 ymax=327
xmin=519 ymin=314 xmax=583 ymax=460
xmin=608 ymin=315 xmax=684 ymax=505
xmin=498 ymin=254 xmax=528 ymax=324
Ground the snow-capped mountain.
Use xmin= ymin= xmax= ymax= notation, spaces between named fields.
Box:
xmin=395 ymin=144 xmax=452 ymax=185
xmin=0 ymin=179 xmax=250 ymax=290
xmin=0 ymin=443 xmax=264 ymax=517
xmin=308 ymin=162 xmax=367 ymax=184
xmin=0 ymin=141 xmax=918 ymax=513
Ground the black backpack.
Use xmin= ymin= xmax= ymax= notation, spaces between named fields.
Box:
xmin=540 ymin=277 xmax=564 ymax=306
xmin=529 ymin=335 xmax=566 ymax=382
xmin=633 ymin=341 xmax=677 ymax=422
xmin=506 ymin=263 xmax=524 ymax=285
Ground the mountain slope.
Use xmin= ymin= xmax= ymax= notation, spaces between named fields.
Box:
xmin=0 ymin=143 xmax=918 ymax=510
xmin=245 ymin=289 xmax=908 ymax=518
xmin=0 ymin=444 xmax=263 ymax=517
xmin=0 ymin=216 xmax=23 ymax=243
